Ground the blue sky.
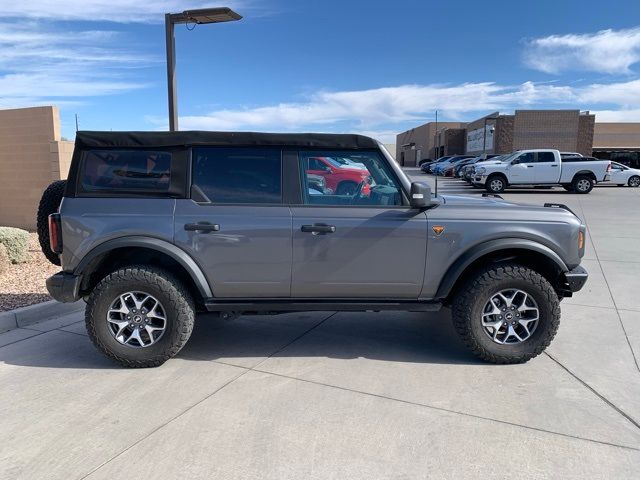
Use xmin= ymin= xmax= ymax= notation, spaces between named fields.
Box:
xmin=1 ymin=0 xmax=640 ymax=142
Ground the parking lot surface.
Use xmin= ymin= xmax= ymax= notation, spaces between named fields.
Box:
xmin=1 ymin=170 xmax=639 ymax=479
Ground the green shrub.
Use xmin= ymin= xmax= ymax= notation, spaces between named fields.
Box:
xmin=0 ymin=243 xmax=8 ymax=274
xmin=0 ymin=227 xmax=29 ymax=264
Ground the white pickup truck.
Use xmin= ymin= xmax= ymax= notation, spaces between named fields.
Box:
xmin=472 ymin=149 xmax=611 ymax=194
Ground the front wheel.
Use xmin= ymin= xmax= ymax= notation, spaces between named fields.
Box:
xmin=485 ymin=175 xmax=506 ymax=193
xmin=628 ymin=175 xmax=640 ymax=187
xmin=451 ymin=264 xmax=560 ymax=364
xmin=85 ymin=266 xmax=195 ymax=368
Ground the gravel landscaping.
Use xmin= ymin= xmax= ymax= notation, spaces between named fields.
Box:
xmin=0 ymin=233 xmax=58 ymax=311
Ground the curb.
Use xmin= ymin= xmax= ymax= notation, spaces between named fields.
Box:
xmin=0 ymin=300 xmax=84 ymax=333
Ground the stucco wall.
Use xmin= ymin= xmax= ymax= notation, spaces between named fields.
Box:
xmin=0 ymin=106 xmax=73 ymax=230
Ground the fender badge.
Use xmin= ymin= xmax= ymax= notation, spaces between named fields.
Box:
xmin=432 ymin=225 xmax=445 ymax=236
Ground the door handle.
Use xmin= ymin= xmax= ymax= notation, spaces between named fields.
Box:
xmin=185 ymin=222 xmax=220 ymax=232
xmin=301 ymin=224 xmax=336 ymax=234
xmin=550 ymin=164 xmax=558 ymax=167
xmin=526 ymin=165 xmax=534 ymax=168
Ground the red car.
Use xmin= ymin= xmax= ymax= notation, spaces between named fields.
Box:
xmin=307 ymin=157 xmax=371 ymax=195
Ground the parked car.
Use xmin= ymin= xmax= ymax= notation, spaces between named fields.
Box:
xmin=433 ymin=155 xmax=474 ymax=175
xmin=472 ymin=149 xmax=611 ymax=193
xmin=421 ymin=155 xmax=452 ymax=173
xmin=306 ymin=156 xmax=371 ymax=195
xmin=606 ymin=161 xmax=640 ymax=187
xmin=560 ymin=152 xmax=583 ymax=159
xmin=42 ymin=131 xmax=588 ymax=367
xmin=417 ymin=158 xmax=434 ymax=167
xmin=453 ymin=155 xmax=501 ymax=177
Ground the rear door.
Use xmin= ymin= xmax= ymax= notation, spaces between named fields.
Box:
xmin=290 ymin=150 xmax=427 ymax=298
xmin=534 ymin=151 xmax=560 ymax=183
xmin=174 ymin=147 xmax=292 ymax=298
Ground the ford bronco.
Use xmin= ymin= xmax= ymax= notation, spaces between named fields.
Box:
xmin=40 ymin=131 xmax=588 ymax=367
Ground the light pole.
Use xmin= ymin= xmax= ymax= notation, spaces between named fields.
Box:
xmin=165 ymin=7 xmax=242 ymax=131
xmin=481 ymin=115 xmax=499 ymax=158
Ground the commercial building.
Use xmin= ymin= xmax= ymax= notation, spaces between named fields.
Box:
xmin=396 ymin=109 xmax=640 ymax=168
xmin=0 ymin=106 xmax=73 ymax=230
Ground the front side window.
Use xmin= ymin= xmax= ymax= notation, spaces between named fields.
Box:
xmin=192 ymin=147 xmax=282 ymax=204
xmin=518 ymin=152 xmax=535 ymax=164
xmin=81 ymin=150 xmax=171 ymax=192
xmin=299 ymin=151 xmax=403 ymax=206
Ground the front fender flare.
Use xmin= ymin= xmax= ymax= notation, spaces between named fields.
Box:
xmin=74 ymin=236 xmax=213 ymax=298
xmin=434 ymin=238 xmax=568 ymax=299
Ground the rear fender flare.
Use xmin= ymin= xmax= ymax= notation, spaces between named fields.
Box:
xmin=74 ymin=236 xmax=213 ymax=298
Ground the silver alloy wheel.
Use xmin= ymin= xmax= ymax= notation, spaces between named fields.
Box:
xmin=481 ymin=289 xmax=539 ymax=345
xmin=107 ymin=291 xmax=167 ymax=348
xmin=576 ymin=178 xmax=591 ymax=192
xmin=629 ymin=176 xmax=640 ymax=187
xmin=489 ymin=179 xmax=503 ymax=192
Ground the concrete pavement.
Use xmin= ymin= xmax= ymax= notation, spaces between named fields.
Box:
xmin=1 ymin=173 xmax=639 ymax=479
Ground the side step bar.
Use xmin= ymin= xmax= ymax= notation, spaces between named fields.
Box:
xmin=204 ymin=298 xmax=442 ymax=313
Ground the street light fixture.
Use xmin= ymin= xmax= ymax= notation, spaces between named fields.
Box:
xmin=165 ymin=7 xmax=242 ymax=131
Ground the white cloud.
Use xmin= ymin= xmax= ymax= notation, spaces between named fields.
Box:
xmin=523 ymin=26 xmax=640 ymax=74
xmin=0 ymin=1 xmax=245 ymax=24
xmin=0 ymin=22 xmax=152 ymax=106
xmin=141 ymin=79 xmax=640 ymax=140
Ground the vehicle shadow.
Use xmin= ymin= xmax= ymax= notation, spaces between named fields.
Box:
xmin=0 ymin=309 xmax=483 ymax=369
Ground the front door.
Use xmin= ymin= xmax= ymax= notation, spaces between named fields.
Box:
xmin=509 ymin=152 xmax=535 ymax=183
xmin=174 ymin=147 xmax=292 ymax=298
xmin=291 ymin=150 xmax=428 ymax=298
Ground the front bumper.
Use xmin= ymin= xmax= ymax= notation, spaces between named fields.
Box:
xmin=561 ymin=265 xmax=588 ymax=294
xmin=473 ymin=175 xmax=488 ymax=184
xmin=46 ymin=272 xmax=82 ymax=303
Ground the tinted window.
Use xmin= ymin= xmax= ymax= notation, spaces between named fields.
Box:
xmin=81 ymin=150 xmax=171 ymax=192
xmin=537 ymin=152 xmax=555 ymax=163
xmin=300 ymin=151 xmax=402 ymax=206
xmin=518 ymin=152 xmax=535 ymax=163
xmin=192 ymin=147 xmax=282 ymax=204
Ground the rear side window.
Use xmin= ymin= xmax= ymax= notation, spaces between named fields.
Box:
xmin=81 ymin=150 xmax=171 ymax=192
xmin=192 ymin=147 xmax=282 ymax=204
xmin=537 ymin=152 xmax=555 ymax=163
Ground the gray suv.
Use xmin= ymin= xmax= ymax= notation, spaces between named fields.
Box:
xmin=43 ymin=131 xmax=588 ymax=367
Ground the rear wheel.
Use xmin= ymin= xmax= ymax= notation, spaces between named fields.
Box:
xmin=628 ymin=175 xmax=640 ymax=187
xmin=485 ymin=175 xmax=506 ymax=193
xmin=85 ymin=266 xmax=195 ymax=368
xmin=451 ymin=264 xmax=560 ymax=364
xmin=572 ymin=175 xmax=594 ymax=194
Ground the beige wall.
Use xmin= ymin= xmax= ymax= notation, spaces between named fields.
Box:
xmin=594 ymin=123 xmax=640 ymax=148
xmin=396 ymin=122 xmax=464 ymax=166
xmin=0 ymin=106 xmax=73 ymax=230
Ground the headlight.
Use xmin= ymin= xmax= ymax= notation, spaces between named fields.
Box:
xmin=476 ymin=167 xmax=486 ymax=174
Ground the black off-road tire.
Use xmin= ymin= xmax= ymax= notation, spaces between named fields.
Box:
xmin=85 ymin=266 xmax=195 ymax=368
xmin=36 ymin=180 xmax=67 ymax=265
xmin=571 ymin=174 xmax=594 ymax=194
xmin=451 ymin=264 xmax=560 ymax=364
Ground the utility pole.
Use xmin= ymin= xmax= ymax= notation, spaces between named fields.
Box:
xmin=75 ymin=114 xmax=79 ymax=132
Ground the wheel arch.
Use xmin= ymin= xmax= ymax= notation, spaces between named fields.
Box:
xmin=75 ymin=236 xmax=213 ymax=302
xmin=571 ymin=170 xmax=597 ymax=182
xmin=435 ymin=238 xmax=568 ymax=302
xmin=486 ymin=172 xmax=508 ymax=184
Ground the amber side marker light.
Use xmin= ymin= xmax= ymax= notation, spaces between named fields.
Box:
xmin=578 ymin=231 xmax=585 ymax=250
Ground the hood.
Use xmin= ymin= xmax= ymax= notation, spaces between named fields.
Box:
xmin=439 ymin=194 xmax=581 ymax=223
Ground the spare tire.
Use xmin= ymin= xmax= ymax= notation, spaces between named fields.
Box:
xmin=37 ymin=180 xmax=67 ymax=265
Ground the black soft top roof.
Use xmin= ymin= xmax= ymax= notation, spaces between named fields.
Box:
xmin=75 ymin=131 xmax=379 ymax=150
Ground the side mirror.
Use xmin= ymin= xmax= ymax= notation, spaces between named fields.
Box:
xmin=410 ymin=182 xmax=433 ymax=209
xmin=511 ymin=159 xmax=520 ymax=165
